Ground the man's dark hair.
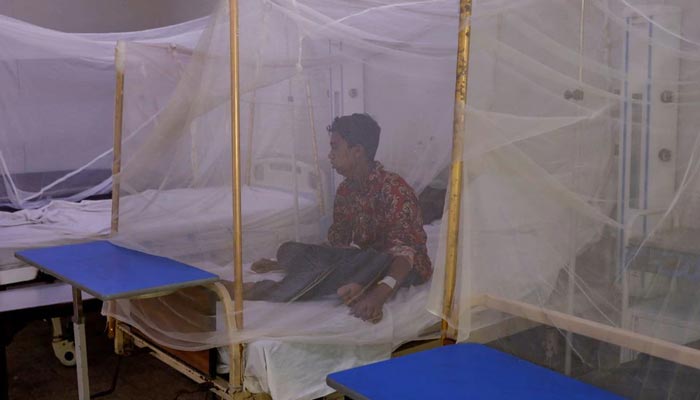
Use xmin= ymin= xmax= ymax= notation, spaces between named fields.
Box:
xmin=328 ymin=113 xmax=381 ymax=161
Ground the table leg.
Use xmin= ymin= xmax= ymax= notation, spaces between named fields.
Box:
xmin=72 ymin=288 xmax=90 ymax=400
xmin=0 ymin=315 xmax=18 ymax=400
xmin=1 ymin=340 xmax=7 ymax=400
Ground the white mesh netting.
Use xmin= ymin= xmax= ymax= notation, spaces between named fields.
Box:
xmin=8 ymin=0 xmax=700 ymax=398
xmin=0 ymin=14 xmax=205 ymax=208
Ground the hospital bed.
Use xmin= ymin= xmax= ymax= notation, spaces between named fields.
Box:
xmin=0 ymin=199 xmax=113 ymax=371
xmin=1 ymin=157 xmax=443 ymax=399
xmin=0 ymin=157 xmax=329 ymax=395
xmin=0 ymin=157 xmax=326 ymax=285
xmin=107 ymin=221 xmax=443 ymax=400
xmin=0 ymin=282 xmax=101 ymax=399
xmin=0 ymin=185 xmax=320 ymax=283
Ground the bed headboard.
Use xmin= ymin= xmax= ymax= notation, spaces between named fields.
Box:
xmin=251 ymin=157 xmax=327 ymax=197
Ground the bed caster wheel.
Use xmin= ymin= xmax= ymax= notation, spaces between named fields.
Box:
xmin=52 ymin=338 xmax=77 ymax=366
xmin=50 ymin=317 xmax=76 ymax=366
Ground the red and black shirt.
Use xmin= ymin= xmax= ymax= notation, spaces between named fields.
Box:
xmin=328 ymin=162 xmax=433 ymax=283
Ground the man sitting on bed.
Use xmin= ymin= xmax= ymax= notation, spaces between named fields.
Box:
xmin=244 ymin=113 xmax=432 ymax=323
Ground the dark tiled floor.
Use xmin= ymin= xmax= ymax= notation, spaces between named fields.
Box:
xmin=10 ymin=312 xmax=700 ymax=399
xmin=490 ymin=326 xmax=700 ymax=400
xmin=6 ymin=313 xmax=204 ymax=400
xmin=583 ymin=355 xmax=700 ymax=400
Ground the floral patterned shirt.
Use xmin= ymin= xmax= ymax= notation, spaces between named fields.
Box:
xmin=327 ymin=162 xmax=433 ymax=283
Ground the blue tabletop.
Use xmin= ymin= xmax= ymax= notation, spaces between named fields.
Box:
xmin=16 ymin=241 xmax=219 ymax=301
xmin=327 ymin=343 xmax=624 ymax=400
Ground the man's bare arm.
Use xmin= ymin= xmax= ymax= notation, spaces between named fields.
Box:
xmin=347 ymin=256 xmax=411 ymax=322
xmin=384 ymin=255 xmax=412 ymax=287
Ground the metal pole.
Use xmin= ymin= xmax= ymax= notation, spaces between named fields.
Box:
xmin=107 ymin=41 xmax=126 ymax=341
xmin=441 ymin=0 xmax=473 ymax=344
xmin=111 ymin=41 xmax=126 ymax=236
xmin=305 ymin=81 xmax=326 ymax=216
xmin=229 ymin=0 xmax=245 ymax=388
xmin=72 ymin=288 xmax=90 ymax=400
xmin=244 ymin=90 xmax=256 ymax=185
xmin=565 ymin=0 xmax=586 ymax=375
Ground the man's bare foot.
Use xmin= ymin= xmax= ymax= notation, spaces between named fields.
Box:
xmin=242 ymin=280 xmax=280 ymax=300
xmin=349 ymin=285 xmax=393 ymax=324
xmin=337 ymin=283 xmax=363 ymax=305
xmin=251 ymin=258 xmax=280 ymax=273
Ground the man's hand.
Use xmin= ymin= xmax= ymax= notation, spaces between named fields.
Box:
xmin=349 ymin=284 xmax=393 ymax=323
xmin=337 ymin=282 xmax=363 ymax=305
xmin=344 ymin=256 xmax=411 ymax=323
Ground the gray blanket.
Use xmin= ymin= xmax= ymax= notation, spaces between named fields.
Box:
xmin=244 ymin=241 xmax=392 ymax=302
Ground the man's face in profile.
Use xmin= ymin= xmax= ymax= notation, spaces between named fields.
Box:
xmin=329 ymin=132 xmax=355 ymax=177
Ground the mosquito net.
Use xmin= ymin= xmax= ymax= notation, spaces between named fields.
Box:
xmin=0 ymin=15 xmax=205 ymax=209
xmin=99 ymin=0 xmax=700 ymax=397
xmin=106 ymin=0 xmax=455 ymax=350
xmin=424 ymin=0 xmax=700 ymax=397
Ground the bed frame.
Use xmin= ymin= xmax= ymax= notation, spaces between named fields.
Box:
xmin=106 ymin=1 xmax=700 ymax=398
xmin=111 ymin=125 xmax=331 ymax=399
xmin=1 ymin=283 xmax=101 ymax=399
xmin=113 ymin=282 xmax=269 ymax=400
xmin=105 ymin=2 xmax=443 ymax=397
xmin=251 ymin=157 xmax=327 ymax=202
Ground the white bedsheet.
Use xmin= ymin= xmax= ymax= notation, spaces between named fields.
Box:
xmin=117 ymin=186 xmax=316 ymax=234
xmin=0 ymin=186 xmax=319 ymax=284
xmin=0 ymin=199 xmax=110 ymax=284
xmin=239 ymin=283 xmax=438 ymax=400
xmin=218 ymin=222 xmax=443 ymax=400
xmin=0 ymin=186 xmax=316 ymax=249
xmin=0 ymin=199 xmax=111 ymax=247
xmin=210 ymin=269 xmax=438 ymax=400
xmin=1 ymin=193 xmax=442 ymax=400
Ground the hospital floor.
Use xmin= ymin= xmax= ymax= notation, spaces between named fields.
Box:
xmin=9 ymin=311 xmax=700 ymax=400
xmin=490 ymin=326 xmax=700 ymax=400
xmin=6 ymin=312 xmax=204 ymax=400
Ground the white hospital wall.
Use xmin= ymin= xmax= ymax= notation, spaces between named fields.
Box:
xmin=0 ymin=0 xmax=217 ymax=33
xmin=671 ymin=0 xmax=700 ymax=228
xmin=0 ymin=3 xmax=209 ymax=207
xmin=593 ymin=0 xmax=700 ymax=230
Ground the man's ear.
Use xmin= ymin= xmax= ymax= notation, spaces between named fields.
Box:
xmin=350 ymin=145 xmax=366 ymax=160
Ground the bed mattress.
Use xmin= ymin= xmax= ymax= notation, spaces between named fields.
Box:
xmin=2 ymin=190 xmax=442 ymax=400
xmin=113 ymin=221 xmax=443 ymax=400
xmin=239 ymin=222 xmax=443 ymax=399
xmin=0 ymin=185 xmax=320 ymax=285
xmin=238 ymin=283 xmax=438 ymax=400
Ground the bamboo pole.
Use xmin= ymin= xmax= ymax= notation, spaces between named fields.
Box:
xmin=565 ymin=0 xmax=587 ymax=376
xmin=211 ymin=282 xmax=243 ymax=390
xmin=244 ymin=90 xmax=256 ymax=185
xmin=305 ymin=81 xmax=326 ymax=216
xmin=106 ymin=41 xmax=126 ymax=340
xmin=480 ymin=295 xmax=700 ymax=370
xmin=229 ymin=0 xmax=245 ymax=388
xmin=441 ymin=0 xmax=473 ymax=344
xmin=111 ymin=41 xmax=126 ymax=236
